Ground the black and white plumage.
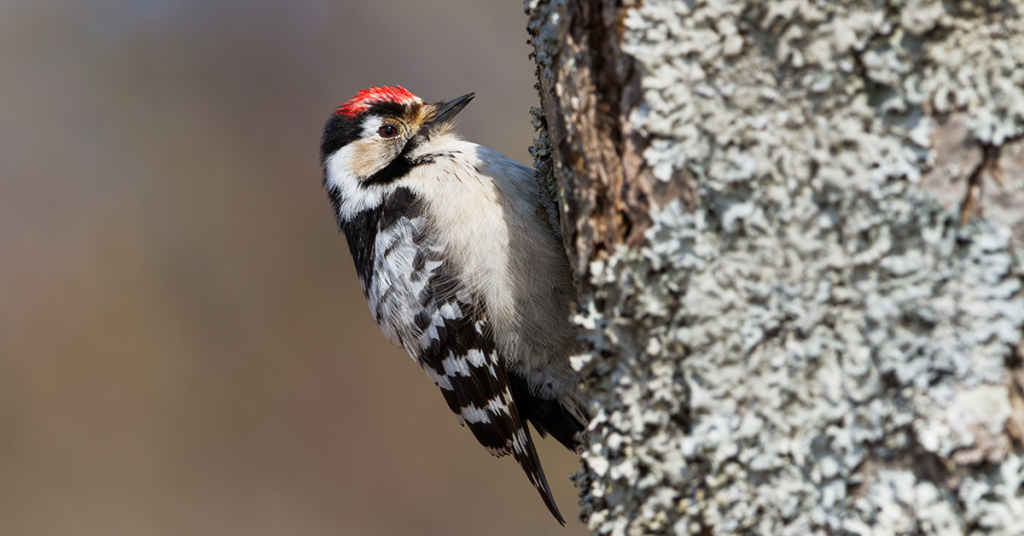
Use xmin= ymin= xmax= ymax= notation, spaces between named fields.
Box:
xmin=320 ymin=86 xmax=588 ymax=524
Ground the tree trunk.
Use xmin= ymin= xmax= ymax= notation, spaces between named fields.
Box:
xmin=526 ymin=1 xmax=1024 ymax=534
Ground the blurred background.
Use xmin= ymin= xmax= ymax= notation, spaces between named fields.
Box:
xmin=0 ymin=1 xmax=588 ymax=534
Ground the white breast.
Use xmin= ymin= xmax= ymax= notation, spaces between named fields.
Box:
xmin=403 ymin=138 xmax=580 ymax=397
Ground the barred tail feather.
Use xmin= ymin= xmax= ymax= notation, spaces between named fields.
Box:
xmin=508 ymin=422 xmax=565 ymax=525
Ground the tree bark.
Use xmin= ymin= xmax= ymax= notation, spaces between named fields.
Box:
xmin=526 ymin=1 xmax=1024 ymax=534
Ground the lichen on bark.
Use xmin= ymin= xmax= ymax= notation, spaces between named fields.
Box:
xmin=527 ymin=0 xmax=1024 ymax=534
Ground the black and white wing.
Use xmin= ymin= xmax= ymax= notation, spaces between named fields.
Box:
xmin=343 ymin=186 xmax=565 ymax=524
xmin=414 ymin=284 xmax=565 ymax=524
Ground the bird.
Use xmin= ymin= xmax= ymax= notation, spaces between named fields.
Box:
xmin=319 ymin=86 xmax=588 ymax=524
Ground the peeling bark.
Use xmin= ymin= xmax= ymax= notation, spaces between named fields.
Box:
xmin=527 ymin=1 xmax=1024 ymax=534
xmin=527 ymin=0 xmax=656 ymax=280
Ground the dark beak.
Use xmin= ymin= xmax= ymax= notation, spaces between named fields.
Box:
xmin=430 ymin=92 xmax=475 ymax=125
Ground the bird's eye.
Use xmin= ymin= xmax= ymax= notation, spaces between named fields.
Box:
xmin=378 ymin=124 xmax=399 ymax=138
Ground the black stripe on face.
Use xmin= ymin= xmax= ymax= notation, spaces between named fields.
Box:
xmin=320 ymin=113 xmax=362 ymax=163
xmin=359 ymin=135 xmax=424 ymax=188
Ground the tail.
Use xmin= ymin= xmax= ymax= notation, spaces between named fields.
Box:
xmin=508 ymin=373 xmax=588 ymax=453
xmin=508 ymin=424 xmax=566 ymax=525
xmin=505 ymin=372 xmax=591 ymax=525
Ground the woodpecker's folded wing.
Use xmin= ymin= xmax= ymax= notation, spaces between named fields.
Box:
xmin=412 ymin=265 xmax=565 ymax=525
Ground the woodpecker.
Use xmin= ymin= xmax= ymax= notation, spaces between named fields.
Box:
xmin=320 ymin=86 xmax=588 ymax=524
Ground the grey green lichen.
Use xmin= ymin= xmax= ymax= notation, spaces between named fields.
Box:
xmin=525 ymin=0 xmax=1024 ymax=534
xmin=576 ymin=200 xmax=1024 ymax=535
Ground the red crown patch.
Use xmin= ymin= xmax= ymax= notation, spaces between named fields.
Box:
xmin=336 ymin=86 xmax=418 ymax=117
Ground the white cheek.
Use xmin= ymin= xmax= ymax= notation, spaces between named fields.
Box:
xmin=324 ymin=143 xmax=421 ymax=221
xmin=324 ymin=146 xmax=387 ymax=220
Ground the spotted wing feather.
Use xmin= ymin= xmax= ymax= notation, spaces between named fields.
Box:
xmin=414 ymin=293 xmax=564 ymax=524
xmin=352 ymin=188 xmax=565 ymax=525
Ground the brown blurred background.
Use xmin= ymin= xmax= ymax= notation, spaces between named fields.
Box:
xmin=0 ymin=1 xmax=587 ymax=534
